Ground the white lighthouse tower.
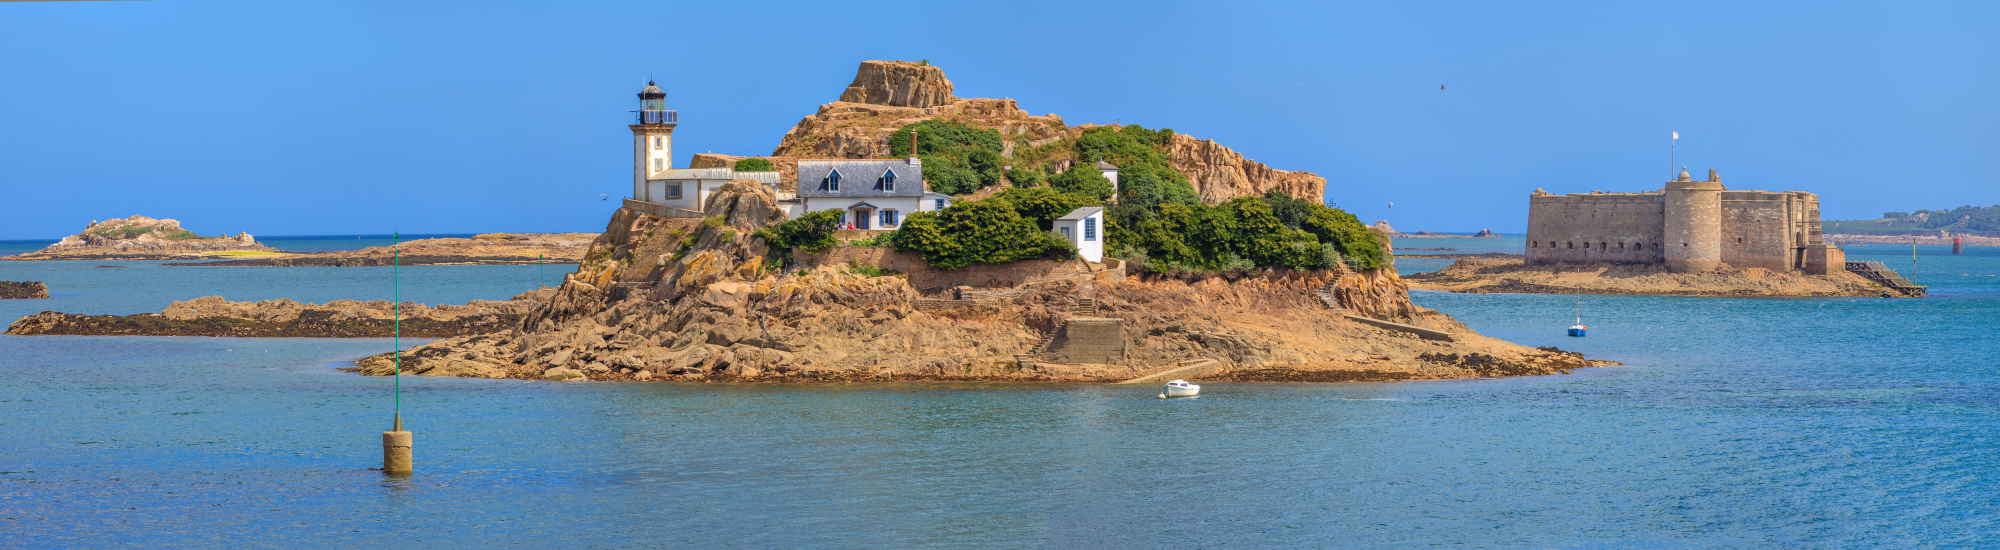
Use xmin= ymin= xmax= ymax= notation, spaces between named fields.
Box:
xmin=631 ymin=81 xmax=676 ymax=200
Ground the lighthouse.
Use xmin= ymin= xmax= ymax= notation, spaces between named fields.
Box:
xmin=632 ymin=81 xmax=677 ymax=200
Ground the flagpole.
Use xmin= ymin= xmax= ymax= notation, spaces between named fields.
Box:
xmin=1670 ymin=130 xmax=1677 ymax=179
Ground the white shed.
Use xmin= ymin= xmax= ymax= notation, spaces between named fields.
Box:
xmin=1052 ymin=206 xmax=1105 ymax=262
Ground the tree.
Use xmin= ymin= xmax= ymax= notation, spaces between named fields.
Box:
xmin=890 ymin=200 xmax=1052 ymax=269
xmin=1052 ymin=164 xmax=1115 ymax=200
xmin=995 ymin=187 xmax=1099 ymax=230
xmin=1881 ymin=211 xmax=1909 ymax=220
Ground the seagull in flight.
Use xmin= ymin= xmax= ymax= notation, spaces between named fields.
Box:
xmin=1388 ymin=202 xmax=1394 ymax=209
xmin=1439 ymin=85 xmax=1445 ymax=90
xmin=598 ymin=194 xmax=609 ymax=201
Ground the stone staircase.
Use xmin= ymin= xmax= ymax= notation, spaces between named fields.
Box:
xmin=1846 ymin=261 xmax=1927 ymax=297
xmin=1074 ymin=298 xmax=1097 ymax=317
xmin=1312 ymin=281 xmax=1344 ymax=311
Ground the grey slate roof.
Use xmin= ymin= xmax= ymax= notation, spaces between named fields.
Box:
xmin=797 ymin=159 xmax=926 ymax=198
xmin=1094 ymin=160 xmax=1119 ymax=170
xmin=1057 ymin=206 xmax=1104 ymax=220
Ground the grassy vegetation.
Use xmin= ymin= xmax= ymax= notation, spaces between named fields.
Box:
xmin=1828 ymin=205 xmax=2000 ymax=235
xmin=83 ymin=225 xmax=203 ymax=241
xmin=733 ymin=158 xmax=776 ymax=172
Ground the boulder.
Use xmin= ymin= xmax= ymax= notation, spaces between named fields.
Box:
xmin=836 ymin=60 xmax=955 ymax=108
xmin=542 ymin=367 xmax=586 ymax=381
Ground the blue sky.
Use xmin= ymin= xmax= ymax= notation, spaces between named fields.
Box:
xmin=2 ymin=0 xmax=1994 ymax=239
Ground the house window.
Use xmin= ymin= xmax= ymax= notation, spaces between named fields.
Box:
xmin=666 ymin=184 xmax=682 ymax=199
xmin=1061 ymin=227 xmax=1072 ymax=240
xmin=822 ymin=169 xmax=842 ymax=191
xmin=654 ymin=158 xmax=662 ymax=171
xmin=1084 ymin=218 xmax=1097 ymax=241
xmin=1567 ymin=242 xmax=1573 ymax=249
xmin=1533 ymin=241 xmax=1539 ymax=248
xmin=653 ymin=137 xmax=662 ymax=150
xmin=935 ymin=199 xmax=947 ymax=210
xmin=880 ymin=209 xmax=898 ymax=226
xmin=877 ymin=169 xmax=896 ymax=191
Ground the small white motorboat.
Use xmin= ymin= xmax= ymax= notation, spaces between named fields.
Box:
xmin=1162 ymin=379 xmax=1200 ymax=397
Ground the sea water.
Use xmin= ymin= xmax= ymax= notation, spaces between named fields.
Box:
xmin=2 ymin=245 xmax=1997 ymax=548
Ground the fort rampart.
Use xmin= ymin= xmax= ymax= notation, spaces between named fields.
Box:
xmin=1526 ymin=169 xmax=1839 ymax=274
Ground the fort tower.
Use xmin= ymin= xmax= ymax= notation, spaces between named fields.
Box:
xmin=1662 ymin=167 xmax=1723 ymax=273
xmin=631 ymin=81 xmax=677 ymax=200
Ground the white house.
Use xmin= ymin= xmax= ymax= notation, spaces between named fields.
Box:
xmin=1052 ymin=206 xmax=1105 ymax=262
xmin=639 ymin=168 xmax=782 ymax=213
xmin=1095 ymin=160 xmax=1120 ymax=195
xmin=796 ymin=158 xmax=949 ymax=230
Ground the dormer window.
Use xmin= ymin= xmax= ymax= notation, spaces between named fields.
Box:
xmin=821 ymin=169 xmax=842 ymax=191
xmin=877 ymin=169 xmax=896 ymax=191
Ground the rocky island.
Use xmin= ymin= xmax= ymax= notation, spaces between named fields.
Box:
xmin=9 ymin=60 xmax=1619 ymax=384
xmin=7 ymin=291 xmax=549 ymax=338
xmin=0 ymin=281 xmax=49 ymax=299
xmin=1406 ymin=258 xmax=1882 ymax=297
xmin=347 ymin=182 xmax=1611 ymax=383
xmin=166 ymin=233 xmax=597 ymax=267
xmin=5 ymin=216 xmax=275 ymax=261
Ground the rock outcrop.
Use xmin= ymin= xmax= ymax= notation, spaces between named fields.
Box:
xmin=7 ymin=216 xmax=273 ymax=260
xmin=348 ymin=181 xmax=1609 ymax=383
xmin=1405 ymin=258 xmax=1882 ymax=297
xmin=757 ymin=61 xmax=1327 ymax=203
xmin=1167 ymin=133 xmax=1328 ymax=205
xmin=837 ymin=60 xmax=956 ymax=108
xmin=165 ymin=233 xmax=597 ymax=267
xmin=6 ymin=291 xmax=549 ymax=337
xmin=0 ymin=281 xmax=48 ymax=299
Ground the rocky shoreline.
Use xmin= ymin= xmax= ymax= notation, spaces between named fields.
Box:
xmin=0 ymin=281 xmax=49 ymax=299
xmin=164 ymin=233 xmax=596 ymax=267
xmin=6 ymin=292 xmax=548 ymax=338
xmin=6 ymin=215 xmax=274 ymax=261
xmin=1405 ymin=258 xmax=1882 ymax=297
xmin=335 ymin=181 xmax=1617 ymax=383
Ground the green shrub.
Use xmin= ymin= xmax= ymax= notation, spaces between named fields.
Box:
xmin=890 ymin=120 xmax=1005 ymax=196
xmin=754 ymin=209 xmax=841 ymax=252
xmin=890 ymin=199 xmax=1053 ymax=269
xmin=702 ymin=216 xmax=724 ymax=228
xmin=1051 ymin=163 xmax=1115 ymax=200
xmin=734 ymin=158 xmax=776 ymax=172
xmin=993 ymin=187 xmax=1099 ymax=230
xmin=847 ymin=258 xmax=899 ymax=277
xmin=1005 ymin=168 xmax=1045 ymax=188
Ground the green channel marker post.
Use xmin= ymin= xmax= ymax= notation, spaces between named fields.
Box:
xmin=383 ymin=231 xmax=413 ymax=474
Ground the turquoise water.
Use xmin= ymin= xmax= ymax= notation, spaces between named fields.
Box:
xmin=3 ymin=244 xmax=1997 ymax=548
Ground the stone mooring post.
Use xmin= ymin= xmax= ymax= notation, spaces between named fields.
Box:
xmin=383 ymin=412 xmax=412 ymax=474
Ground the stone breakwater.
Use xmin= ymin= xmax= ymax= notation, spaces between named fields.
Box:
xmin=345 ymin=180 xmax=1614 ymax=383
xmin=0 ymin=281 xmax=49 ymax=299
xmin=1405 ymin=258 xmax=1882 ymax=297
xmin=6 ymin=292 xmax=549 ymax=338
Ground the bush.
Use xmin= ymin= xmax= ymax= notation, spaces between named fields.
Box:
xmin=1006 ymin=168 xmax=1045 ymax=188
xmin=1882 ymin=211 xmax=1909 ymax=220
xmin=993 ymin=187 xmax=1099 ymax=230
xmin=890 ymin=120 xmax=1005 ymax=195
xmin=890 ymin=199 xmax=1054 ymax=269
xmin=1042 ymin=230 xmax=1079 ymax=261
xmin=1051 ymin=164 xmax=1115 ymax=200
xmin=734 ymin=158 xmax=776 ymax=172
xmin=754 ymin=209 xmax=841 ymax=252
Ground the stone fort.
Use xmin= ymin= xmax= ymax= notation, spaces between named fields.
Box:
xmin=1525 ymin=168 xmax=1843 ymax=274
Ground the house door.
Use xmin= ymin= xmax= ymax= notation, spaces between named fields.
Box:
xmin=853 ymin=208 xmax=872 ymax=230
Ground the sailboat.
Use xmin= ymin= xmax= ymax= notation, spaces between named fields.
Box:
xmin=1567 ymin=282 xmax=1587 ymax=337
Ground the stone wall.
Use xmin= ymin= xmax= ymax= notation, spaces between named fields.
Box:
xmin=1721 ymin=198 xmax=1791 ymax=270
xmin=794 ymin=246 xmax=1121 ymax=292
xmin=1525 ymin=192 xmax=1665 ymax=265
xmin=1046 ymin=319 xmax=1126 ymax=365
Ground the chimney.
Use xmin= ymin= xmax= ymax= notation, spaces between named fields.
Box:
xmin=908 ymin=128 xmax=918 ymax=164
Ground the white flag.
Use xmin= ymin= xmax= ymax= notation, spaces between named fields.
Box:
xmin=1672 ymin=131 xmax=1679 ymax=140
